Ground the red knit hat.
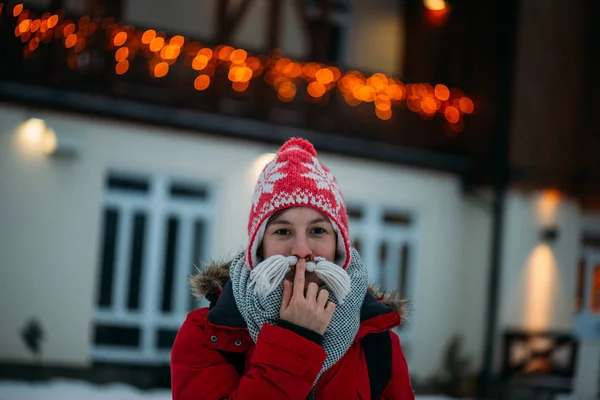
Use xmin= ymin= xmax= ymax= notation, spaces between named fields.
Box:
xmin=247 ymin=138 xmax=350 ymax=270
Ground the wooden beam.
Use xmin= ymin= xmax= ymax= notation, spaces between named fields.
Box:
xmin=266 ymin=0 xmax=283 ymax=51
xmin=223 ymin=0 xmax=255 ymax=41
xmin=215 ymin=0 xmax=230 ymax=43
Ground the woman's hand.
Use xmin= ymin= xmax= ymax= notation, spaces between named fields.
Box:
xmin=279 ymin=258 xmax=336 ymax=335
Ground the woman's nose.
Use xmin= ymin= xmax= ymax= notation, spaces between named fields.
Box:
xmin=291 ymin=234 xmax=313 ymax=260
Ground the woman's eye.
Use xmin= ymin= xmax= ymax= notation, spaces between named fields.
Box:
xmin=274 ymin=229 xmax=291 ymax=235
xmin=311 ymin=227 xmax=327 ymax=234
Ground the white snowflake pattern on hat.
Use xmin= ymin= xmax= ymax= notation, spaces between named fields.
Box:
xmin=302 ymin=157 xmax=344 ymax=213
xmin=251 ymin=159 xmax=287 ymax=212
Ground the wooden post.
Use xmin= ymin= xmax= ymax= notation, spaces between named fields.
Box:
xmin=266 ymin=0 xmax=282 ymax=51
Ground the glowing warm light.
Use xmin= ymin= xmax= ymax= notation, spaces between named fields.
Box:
xmin=154 ymin=61 xmax=169 ymax=78
xmin=523 ymin=244 xmax=558 ymax=330
xmin=9 ymin=4 xmax=473 ymax=130
xmin=218 ymin=45 xmax=234 ymax=61
xmin=375 ymin=95 xmax=391 ymax=111
xmin=160 ymin=45 xmax=180 ymax=60
xmin=41 ymin=127 xmax=57 ymax=155
xmin=434 ymin=84 xmax=450 ymax=101
xmin=192 ymin=55 xmax=209 ymax=71
xmin=28 ymin=38 xmax=39 ymax=51
xmin=307 ymin=81 xmax=326 ymax=98
xmin=246 ymin=57 xmax=261 ymax=71
xmin=65 ymin=33 xmax=77 ymax=48
xmin=445 ymin=106 xmax=460 ymax=123
xmin=232 ymin=81 xmax=249 ymax=92
xmin=13 ymin=3 xmax=23 ymax=17
xmin=229 ymin=66 xmax=252 ymax=82
xmin=19 ymin=19 xmax=30 ymax=32
xmin=424 ymin=0 xmax=446 ymax=11
xmin=459 ymin=97 xmax=474 ymax=114
xmin=20 ymin=118 xmax=45 ymax=145
xmin=169 ymin=35 xmax=184 ymax=47
xmin=194 ymin=74 xmax=210 ymax=90
xmin=538 ymin=189 xmax=561 ymax=228
xmin=30 ymin=19 xmax=40 ymax=33
xmin=198 ymin=48 xmax=213 ymax=59
xmin=277 ymin=81 xmax=296 ymax=102
xmin=115 ymin=60 xmax=129 ymax=75
xmin=376 ymin=108 xmax=392 ymax=120
xmin=315 ymin=68 xmax=334 ymax=84
xmin=421 ymin=96 xmax=438 ymax=114
xmin=141 ymin=29 xmax=156 ymax=44
xmin=115 ymin=47 xmax=129 ymax=62
xmin=230 ymin=49 xmax=247 ymax=64
xmin=303 ymin=62 xmax=320 ymax=78
xmin=149 ymin=37 xmax=164 ymax=52
xmin=113 ymin=31 xmax=127 ymax=46
xmin=63 ymin=23 xmax=75 ymax=36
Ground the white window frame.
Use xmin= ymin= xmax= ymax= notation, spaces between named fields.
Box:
xmin=347 ymin=202 xmax=419 ymax=352
xmin=92 ymin=170 xmax=215 ymax=364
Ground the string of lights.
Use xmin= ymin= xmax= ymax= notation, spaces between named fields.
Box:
xmin=3 ymin=2 xmax=474 ymax=129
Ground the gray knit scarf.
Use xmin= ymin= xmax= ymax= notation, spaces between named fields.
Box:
xmin=230 ymin=248 xmax=368 ymax=385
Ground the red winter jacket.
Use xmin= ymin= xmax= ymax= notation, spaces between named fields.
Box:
xmin=171 ymin=262 xmax=414 ymax=400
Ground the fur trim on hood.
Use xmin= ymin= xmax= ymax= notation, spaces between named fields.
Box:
xmin=190 ymin=259 xmax=409 ymax=320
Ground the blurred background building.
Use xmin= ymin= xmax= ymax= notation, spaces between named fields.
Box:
xmin=0 ymin=0 xmax=599 ymax=399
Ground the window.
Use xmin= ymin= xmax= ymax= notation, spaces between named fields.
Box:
xmin=93 ymin=171 xmax=215 ymax=364
xmin=346 ymin=203 xmax=418 ymax=350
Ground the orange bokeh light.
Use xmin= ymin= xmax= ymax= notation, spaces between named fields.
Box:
xmin=65 ymin=33 xmax=77 ymax=48
xmin=459 ymin=97 xmax=474 ymax=114
xmin=375 ymin=95 xmax=391 ymax=111
xmin=303 ymin=62 xmax=320 ymax=78
xmin=232 ymin=81 xmax=249 ymax=92
xmin=192 ymin=55 xmax=209 ymax=71
xmin=246 ymin=57 xmax=261 ymax=71
xmin=30 ymin=19 xmax=41 ymax=33
xmin=19 ymin=19 xmax=31 ymax=32
xmin=149 ymin=37 xmax=164 ymax=52
xmin=113 ymin=31 xmax=127 ymax=46
xmin=315 ymin=68 xmax=334 ymax=84
xmin=434 ymin=84 xmax=450 ymax=101
xmin=307 ymin=81 xmax=326 ymax=98
xmin=115 ymin=47 xmax=129 ymax=62
xmin=376 ymin=108 xmax=392 ymax=120
xmin=218 ymin=45 xmax=234 ymax=61
xmin=197 ymin=48 xmax=213 ymax=59
xmin=13 ymin=3 xmax=23 ymax=17
xmin=141 ymin=29 xmax=156 ymax=44
xmin=169 ymin=35 xmax=185 ymax=47
xmin=444 ymin=106 xmax=460 ymax=123
xmin=29 ymin=38 xmax=39 ymax=51
xmin=194 ymin=74 xmax=211 ymax=90
xmin=230 ymin=49 xmax=247 ymax=64
xmin=278 ymin=81 xmax=297 ymax=102
xmin=161 ymin=45 xmax=180 ymax=60
xmin=421 ymin=96 xmax=438 ymax=114
xmin=154 ymin=61 xmax=169 ymax=78
xmin=115 ymin=60 xmax=129 ymax=75
xmin=63 ymin=23 xmax=75 ymax=36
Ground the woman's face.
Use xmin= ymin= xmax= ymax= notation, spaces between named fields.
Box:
xmin=261 ymin=207 xmax=337 ymax=287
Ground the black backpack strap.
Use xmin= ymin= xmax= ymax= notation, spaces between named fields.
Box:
xmin=363 ymin=331 xmax=393 ymax=400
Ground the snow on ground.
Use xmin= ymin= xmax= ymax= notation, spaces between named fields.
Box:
xmin=0 ymin=379 xmax=458 ymax=399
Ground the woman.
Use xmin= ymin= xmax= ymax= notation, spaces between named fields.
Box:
xmin=171 ymin=138 xmax=414 ymax=399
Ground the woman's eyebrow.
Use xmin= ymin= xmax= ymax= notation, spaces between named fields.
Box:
xmin=309 ymin=217 xmax=329 ymax=224
xmin=267 ymin=219 xmax=292 ymax=226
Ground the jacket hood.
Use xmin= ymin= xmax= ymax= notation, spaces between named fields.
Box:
xmin=190 ymin=259 xmax=409 ymax=321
